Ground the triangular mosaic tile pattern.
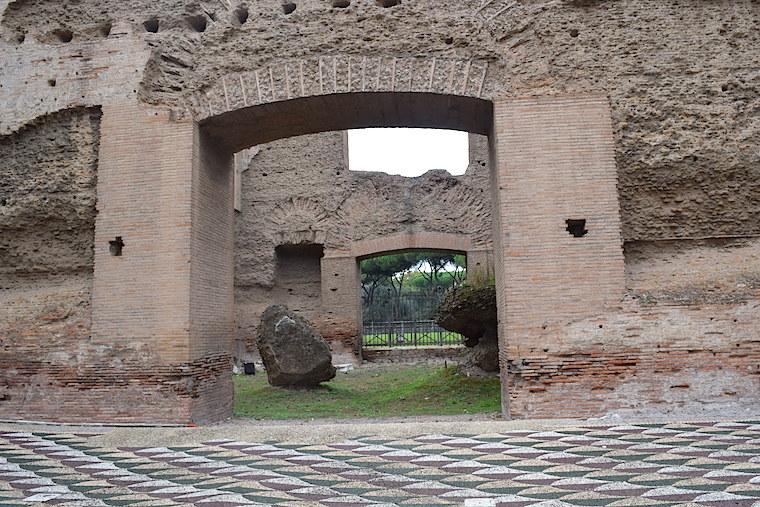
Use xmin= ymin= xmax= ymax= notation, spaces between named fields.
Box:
xmin=1 ymin=421 xmax=760 ymax=505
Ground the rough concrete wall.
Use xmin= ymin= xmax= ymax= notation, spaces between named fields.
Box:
xmin=0 ymin=107 xmax=100 ymax=284
xmin=2 ymin=0 xmax=759 ymax=422
xmin=234 ymin=131 xmax=492 ymax=361
xmin=536 ymin=3 xmax=760 ymax=241
xmin=625 ymin=238 xmax=760 ymax=305
xmin=505 ymin=2 xmax=760 ymax=241
xmin=2 ymin=1 xmax=758 ymax=241
xmin=0 ymin=107 xmax=99 ymax=416
xmin=1 ymin=0 xmax=226 ymax=43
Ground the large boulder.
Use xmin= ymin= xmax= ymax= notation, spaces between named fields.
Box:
xmin=256 ymin=305 xmax=336 ymax=387
xmin=435 ymin=284 xmax=499 ymax=374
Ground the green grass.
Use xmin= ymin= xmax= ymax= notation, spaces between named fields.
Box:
xmin=234 ymin=365 xmax=501 ymax=420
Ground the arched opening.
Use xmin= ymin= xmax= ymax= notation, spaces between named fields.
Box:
xmin=92 ymin=90 xmax=621 ymax=424
xmin=232 ymin=126 xmax=495 ymax=374
xmin=200 ymin=92 xmax=492 ymax=153
xmin=196 ymin=91 xmax=499 ymax=420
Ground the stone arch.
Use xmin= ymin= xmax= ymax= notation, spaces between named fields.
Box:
xmin=200 ymin=91 xmax=493 ymax=153
xmin=318 ymin=232 xmax=492 ymax=364
xmin=190 ymin=56 xmax=492 ymax=125
xmin=348 ymin=231 xmax=474 ymax=259
xmin=87 ymin=89 xmax=623 ymax=424
xmin=348 ymin=232 xmax=493 ymax=283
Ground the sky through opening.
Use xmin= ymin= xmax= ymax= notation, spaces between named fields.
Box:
xmin=348 ymin=128 xmax=469 ymax=177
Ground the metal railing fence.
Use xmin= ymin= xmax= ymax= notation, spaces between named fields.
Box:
xmin=362 ymin=319 xmax=464 ymax=348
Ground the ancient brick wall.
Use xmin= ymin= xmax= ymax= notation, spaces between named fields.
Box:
xmin=0 ymin=107 xmax=100 ymax=419
xmin=1 ymin=0 xmax=759 ymax=423
xmin=0 ymin=106 xmax=213 ymax=423
xmin=0 ymin=25 xmax=148 ymax=135
xmin=0 ymin=108 xmax=100 ymax=280
xmin=491 ymin=95 xmax=759 ymax=419
xmin=1 ymin=103 xmax=229 ymax=424
xmin=317 ymin=255 xmax=362 ymax=363
xmin=506 ymin=296 xmax=760 ymax=419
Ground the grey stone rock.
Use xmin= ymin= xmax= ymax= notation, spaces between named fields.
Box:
xmin=256 ymin=305 xmax=336 ymax=387
xmin=435 ymin=285 xmax=499 ymax=374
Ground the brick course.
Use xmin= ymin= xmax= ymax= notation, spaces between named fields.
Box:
xmin=4 ymin=93 xmax=759 ymax=423
xmin=506 ymin=301 xmax=760 ymax=418
xmin=2 ymin=90 xmax=758 ymax=423
xmin=491 ymin=95 xmax=625 ymax=416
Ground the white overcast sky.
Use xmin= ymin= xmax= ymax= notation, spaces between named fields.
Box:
xmin=348 ymin=128 xmax=469 ymax=177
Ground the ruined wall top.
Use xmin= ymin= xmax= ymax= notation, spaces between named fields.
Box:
xmin=2 ymin=0 xmax=759 ymax=240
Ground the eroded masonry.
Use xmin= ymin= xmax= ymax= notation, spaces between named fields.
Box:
xmin=233 ymin=132 xmax=494 ymax=364
xmin=1 ymin=0 xmax=758 ymax=423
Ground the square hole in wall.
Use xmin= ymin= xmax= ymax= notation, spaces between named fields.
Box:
xmin=109 ymin=236 xmax=124 ymax=256
xmin=565 ymin=219 xmax=588 ymax=238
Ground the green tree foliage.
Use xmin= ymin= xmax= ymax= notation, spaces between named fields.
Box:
xmin=360 ymin=250 xmax=467 ymax=322
xmin=413 ymin=252 xmax=466 ymax=289
xmin=360 ymin=252 xmax=420 ymax=319
xmin=406 ymin=271 xmax=461 ymax=291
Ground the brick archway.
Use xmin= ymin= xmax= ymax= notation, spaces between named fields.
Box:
xmin=191 ymin=57 xmax=491 ymax=125
xmin=199 ymin=91 xmax=493 ymax=153
xmin=92 ymin=92 xmax=498 ymax=423
xmin=83 ymin=91 xmax=623 ymax=423
xmin=348 ymin=232 xmax=475 ymax=259
xmin=317 ymin=232 xmax=491 ymax=363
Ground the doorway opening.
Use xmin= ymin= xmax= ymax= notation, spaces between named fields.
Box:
xmin=360 ymin=250 xmax=467 ymax=349
xmin=202 ymin=91 xmax=502 ymax=421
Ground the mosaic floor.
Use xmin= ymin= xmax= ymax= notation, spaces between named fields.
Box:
xmin=2 ymin=420 xmax=760 ymax=506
